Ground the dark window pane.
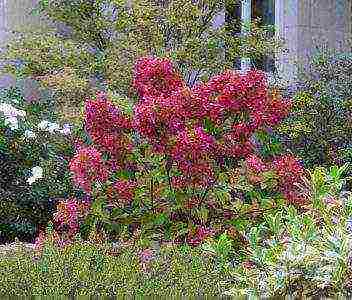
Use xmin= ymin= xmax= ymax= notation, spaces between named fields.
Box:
xmin=225 ymin=0 xmax=276 ymax=72
xmin=252 ymin=0 xmax=275 ymax=73
xmin=225 ymin=1 xmax=242 ymax=69
xmin=252 ymin=0 xmax=275 ymax=26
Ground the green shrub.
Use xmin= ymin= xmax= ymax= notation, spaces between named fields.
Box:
xmin=0 ymin=82 xmax=78 ymax=243
xmin=277 ymin=49 xmax=352 ymax=169
xmin=2 ymin=0 xmax=282 ymax=103
xmin=0 ymin=238 xmax=229 ymax=296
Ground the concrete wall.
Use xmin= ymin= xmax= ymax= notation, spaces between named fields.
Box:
xmin=0 ymin=0 xmax=46 ymax=47
xmin=0 ymin=0 xmax=49 ymax=90
xmin=276 ymin=0 xmax=352 ymax=85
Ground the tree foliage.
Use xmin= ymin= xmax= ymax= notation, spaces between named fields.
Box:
xmin=2 ymin=0 xmax=282 ymax=111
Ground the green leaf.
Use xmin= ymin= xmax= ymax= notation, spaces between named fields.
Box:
xmin=91 ymin=198 xmax=109 ymax=222
xmin=172 ymin=222 xmax=188 ymax=237
xmin=203 ymin=117 xmax=220 ymax=136
xmin=153 ymin=213 xmax=168 ymax=226
xmin=216 ymin=233 xmax=233 ymax=258
xmin=230 ymin=218 xmax=249 ymax=232
xmin=248 ymin=225 xmax=264 ymax=249
xmin=115 ymin=169 xmax=134 ymax=180
xmin=207 ymin=39 xmax=218 ymax=50
xmin=214 ymin=189 xmax=231 ymax=204
xmin=264 ymin=211 xmax=282 ymax=235
xmin=196 ymin=207 xmax=209 ymax=223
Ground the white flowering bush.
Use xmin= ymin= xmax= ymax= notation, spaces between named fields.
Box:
xmin=0 ymin=83 xmax=78 ymax=243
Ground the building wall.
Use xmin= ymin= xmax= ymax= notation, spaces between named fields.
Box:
xmin=276 ymin=0 xmax=352 ymax=85
xmin=0 ymin=0 xmax=49 ymax=90
xmin=0 ymin=0 xmax=46 ymax=47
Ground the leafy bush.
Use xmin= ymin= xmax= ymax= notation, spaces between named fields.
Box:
xmin=223 ymin=164 xmax=352 ymax=297
xmin=0 ymin=235 xmax=229 ymax=296
xmin=277 ymin=49 xmax=352 ymax=169
xmin=47 ymin=56 xmax=303 ymax=248
xmin=3 ymin=165 xmax=352 ymax=297
xmin=0 ymin=82 xmax=78 ymax=243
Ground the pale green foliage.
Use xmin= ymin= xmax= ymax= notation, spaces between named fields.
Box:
xmin=224 ymin=164 xmax=352 ymax=297
xmin=1 ymin=32 xmax=97 ymax=123
xmin=2 ymin=32 xmax=96 ymax=78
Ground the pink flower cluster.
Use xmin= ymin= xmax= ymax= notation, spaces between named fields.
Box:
xmin=186 ymin=226 xmax=215 ymax=247
xmin=34 ymin=229 xmax=73 ymax=255
xmin=272 ymin=155 xmax=306 ymax=204
xmin=69 ymin=146 xmax=109 ymax=193
xmin=53 ymin=197 xmax=91 ymax=235
xmin=133 ymin=56 xmax=184 ymax=98
xmin=245 ymin=154 xmax=269 ymax=173
xmin=245 ymin=154 xmax=306 ymax=205
xmin=85 ymin=92 xmax=132 ymax=159
xmin=33 ymin=230 xmax=45 ymax=253
xmin=107 ymin=179 xmax=137 ymax=206
xmin=133 ymin=56 xmax=292 ymax=187
xmin=138 ymin=248 xmax=155 ymax=272
xmin=63 ymin=56 xmax=302 ymax=248
xmin=171 ymin=127 xmax=217 ymax=187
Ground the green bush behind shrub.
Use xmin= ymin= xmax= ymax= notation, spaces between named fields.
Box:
xmin=278 ymin=49 xmax=352 ymax=169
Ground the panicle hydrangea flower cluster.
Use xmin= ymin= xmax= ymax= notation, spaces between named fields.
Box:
xmin=106 ymin=179 xmax=137 ymax=207
xmin=132 ymin=56 xmax=184 ymax=98
xmin=272 ymin=155 xmax=306 ymax=204
xmin=245 ymin=154 xmax=269 ymax=173
xmin=37 ymin=120 xmax=72 ymax=135
xmin=171 ymin=127 xmax=217 ymax=188
xmin=85 ymin=92 xmax=132 ymax=159
xmin=245 ymin=154 xmax=306 ymax=204
xmin=53 ymin=197 xmax=91 ymax=236
xmin=0 ymin=102 xmax=26 ymax=130
xmin=133 ymin=56 xmax=294 ymax=192
xmin=69 ymin=146 xmax=109 ymax=193
xmin=27 ymin=166 xmax=43 ymax=185
xmin=65 ymin=56 xmax=305 ymax=248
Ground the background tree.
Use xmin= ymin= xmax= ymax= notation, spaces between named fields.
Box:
xmin=1 ymin=0 xmax=282 ymax=124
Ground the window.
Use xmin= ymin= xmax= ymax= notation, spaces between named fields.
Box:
xmin=226 ymin=0 xmax=275 ymax=73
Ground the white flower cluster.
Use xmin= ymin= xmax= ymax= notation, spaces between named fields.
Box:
xmin=24 ymin=129 xmax=36 ymax=138
xmin=0 ymin=101 xmax=73 ymax=185
xmin=27 ymin=166 xmax=43 ymax=185
xmin=0 ymin=102 xmax=26 ymax=130
xmin=0 ymin=101 xmax=72 ymax=136
xmin=37 ymin=120 xmax=71 ymax=135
